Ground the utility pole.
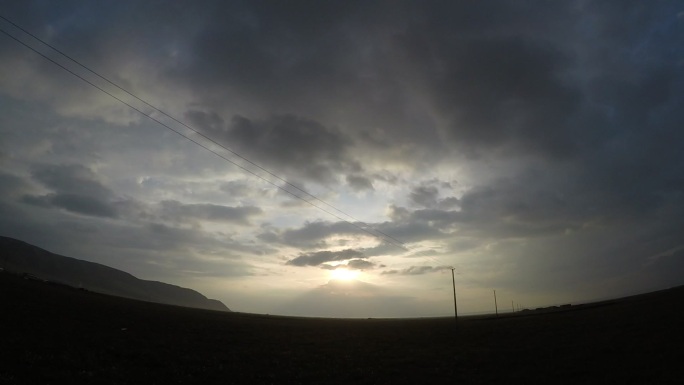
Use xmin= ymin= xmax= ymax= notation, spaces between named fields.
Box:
xmin=494 ymin=289 xmax=498 ymax=317
xmin=451 ymin=268 xmax=458 ymax=320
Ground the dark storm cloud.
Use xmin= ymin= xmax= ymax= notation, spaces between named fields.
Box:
xmin=410 ymin=185 xmax=439 ymax=208
xmin=286 ymin=249 xmax=366 ymax=267
xmin=387 ymin=179 xmax=580 ymax=241
xmin=158 ymin=200 xmax=262 ymax=225
xmin=147 ymin=1 xmax=447 ymax=167
xmin=391 ymin=154 xmax=684 ymax=242
xmin=388 ymin=1 xmax=679 ymax=159
xmin=20 ymin=164 xmax=120 ymax=218
xmin=219 ymin=181 xmax=252 ymax=197
xmin=0 ymin=172 xmax=30 ymax=197
xmin=264 ymin=221 xmax=366 ymax=249
xmin=31 ymin=164 xmax=113 ymax=199
xmin=21 ymin=193 xmax=118 ymax=218
xmin=8 ymin=0 xmax=682 ymax=176
xmin=141 ymin=222 xmax=218 ymax=251
xmin=186 ymin=112 xmax=360 ymax=185
xmin=413 ymin=36 xmax=581 ymax=157
xmin=408 ymin=180 xmax=460 ymax=209
xmin=176 ymin=1 xmax=372 ymax=103
xmin=263 ymin=214 xmax=446 ymax=250
xmin=194 ymin=0 xmax=581 ymax=158
xmin=346 ymin=174 xmax=374 ymax=192
xmin=346 ymin=259 xmax=375 ymax=270
xmin=5 ymin=0 xmax=683 ymax=153
xmin=168 ymin=0 xmax=677 ymax=197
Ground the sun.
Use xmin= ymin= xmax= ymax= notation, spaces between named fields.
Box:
xmin=329 ymin=268 xmax=360 ymax=281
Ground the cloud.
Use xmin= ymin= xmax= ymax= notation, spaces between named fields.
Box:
xmin=426 ymin=37 xmax=580 ymax=157
xmin=21 ymin=193 xmax=118 ymax=218
xmin=219 ymin=180 xmax=252 ymax=197
xmin=19 ymin=164 xmax=121 ymax=218
xmin=410 ymin=185 xmax=439 ymax=208
xmin=1 ymin=0 xmax=683 ymax=316
xmin=158 ymin=200 xmax=262 ymax=225
xmin=320 ymin=259 xmax=376 ymax=271
xmin=0 ymin=172 xmax=31 ymax=197
xmin=346 ymin=259 xmax=375 ymax=270
xmin=267 ymin=220 xmax=367 ymax=249
xmin=384 ymin=165 xmax=660 ymax=242
xmin=187 ymin=112 xmax=360 ymax=185
xmin=31 ymin=164 xmax=113 ymax=199
xmin=0 ymin=196 xmax=258 ymax=280
xmin=346 ymin=174 xmax=374 ymax=192
xmin=286 ymin=249 xmax=366 ymax=267
xmin=381 ymin=265 xmax=453 ymax=276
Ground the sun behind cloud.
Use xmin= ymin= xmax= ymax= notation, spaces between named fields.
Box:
xmin=329 ymin=268 xmax=360 ymax=281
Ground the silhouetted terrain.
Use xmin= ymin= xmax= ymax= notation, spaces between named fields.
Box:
xmin=0 ymin=236 xmax=228 ymax=311
xmin=1 ymin=270 xmax=682 ymax=384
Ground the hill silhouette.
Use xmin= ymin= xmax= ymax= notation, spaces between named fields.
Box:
xmin=0 ymin=236 xmax=229 ymax=312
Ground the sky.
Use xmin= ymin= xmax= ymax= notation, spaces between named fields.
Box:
xmin=1 ymin=1 xmax=683 ymax=318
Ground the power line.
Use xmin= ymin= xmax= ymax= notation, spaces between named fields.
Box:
xmin=451 ymin=268 xmax=458 ymax=320
xmin=0 ymin=17 xmax=407 ymax=251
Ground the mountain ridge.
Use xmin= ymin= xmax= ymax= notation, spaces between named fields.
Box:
xmin=0 ymin=236 xmax=229 ymax=312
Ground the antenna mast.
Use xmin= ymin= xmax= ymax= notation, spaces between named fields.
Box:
xmin=451 ymin=268 xmax=458 ymax=320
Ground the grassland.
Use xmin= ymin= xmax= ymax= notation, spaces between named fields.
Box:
xmin=1 ymin=272 xmax=682 ymax=384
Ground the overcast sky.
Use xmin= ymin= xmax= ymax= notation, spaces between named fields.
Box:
xmin=1 ymin=1 xmax=683 ymax=317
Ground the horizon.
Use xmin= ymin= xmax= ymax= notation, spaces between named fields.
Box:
xmin=1 ymin=1 xmax=683 ymax=318
xmin=5 ymin=248 xmax=674 ymax=320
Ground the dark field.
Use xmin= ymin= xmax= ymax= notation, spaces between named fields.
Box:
xmin=1 ymin=272 xmax=682 ymax=384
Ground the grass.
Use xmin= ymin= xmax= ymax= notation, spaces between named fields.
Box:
xmin=1 ymin=272 xmax=682 ymax=384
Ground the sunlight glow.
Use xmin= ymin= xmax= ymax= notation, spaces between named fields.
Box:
xmin=329 ymin=268 xmax=360 ymax=281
